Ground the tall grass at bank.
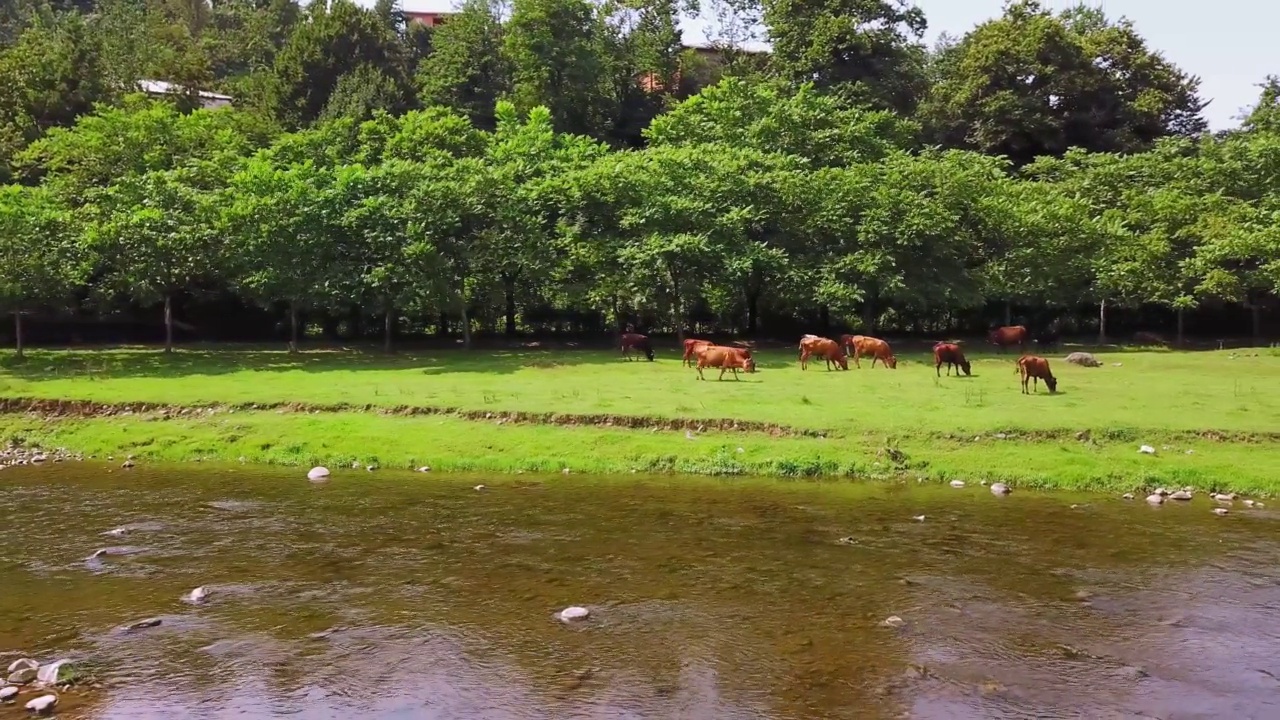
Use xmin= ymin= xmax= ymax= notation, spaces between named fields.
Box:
xmin=0 ymin=345 xmax=1278 ymax=435
xmin=2 ymin=410 xmax=1278 ymax=493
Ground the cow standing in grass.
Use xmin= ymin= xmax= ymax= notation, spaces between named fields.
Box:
xmin=620 ymin=333 xmax=654 ymax=361
xmin=989 ymin=325 xmax=1028 ymax=353
xmin=799 ymin=335 xmax=848 ymax=371
xmin=846 ymin=335 xmax=898 ymax=369
xmin=1016 ymin=355 xmax=1058 ymax=394
xmin=696 ymin=346 xmax=756 ymax=381
xmin=682 ymin=338 xmax=712 ymax=367
xmin=933 ymin=342 xmax=971 ymax=377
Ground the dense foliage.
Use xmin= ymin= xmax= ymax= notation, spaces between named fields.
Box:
xmin=0 ymin=0 xmax=1274 ymax=350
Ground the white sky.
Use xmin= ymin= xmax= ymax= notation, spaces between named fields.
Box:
xmin=392 ymin=0 xmax=1277 ymax=130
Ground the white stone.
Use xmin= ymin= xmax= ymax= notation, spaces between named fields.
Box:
xmin=35 ymin=660 xmax=72 ymax=685
xmin=1169 ymin=490 xmax=1193 ymax=501
xmin=307 ymin=466 xmax=330 ymax=481
xmin=990 ymin=483 xmax=1011 ymax=496
xmin=25 ymin=694 xmax=57 ymax=713
xmin=1146 ymin=494 xmax=1165 ymax=505
xmin=949 ymin=480 xmax=966 ymax=488
xmin=473 ymin=485 xmax=486 ymax=491
xmin=184 ymin=586 xmax=209 ymax=604
xmin=7 ymin=668 xmax=36 ymax=684
xmin=1213 ymin=508 xmax=1230 ymax=516
xmin=558 ymin=606 xmax=590 ymax=622
xmin=416 ymin=466 xmax=431 ymax=473
xmin=6 ymin=659 xmax=36 ymax=674
xmin=1244 ymin=499 xmax=1256 ymax=507
xmin=0 ymin=685 xmax=18 ymax=700
xmin=1139 ymin=445 xmax=1156 ymax=455
xmin=880 ymin=615 xmax=905 ymax=628
xmin=1122 ymin=493 xmax=1134 ymax=500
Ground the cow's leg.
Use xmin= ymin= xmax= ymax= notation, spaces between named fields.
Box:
xmin=696 ymin=365 xmax=705 ymax=380
xmin=718 ymin=367 xmax=727 ymax=381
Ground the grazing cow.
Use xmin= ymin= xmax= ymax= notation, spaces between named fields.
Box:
xmin=848 ymin=335 xmax=898 ymax=369
xmin=988 ymin=325 xmax=1028 ymax=352
xmin=1133 ymin=331 xmax=1167 ymax=347
xmin=696 ymin=345 xmax=756 ymax=381
xmin=933 ymin=342 xmax=971 ymax=377
xmin=1015 ymin=355 xmax=1058 ymax=394
xmin=799 ymin=335 xmax=848 ymax=371
xmin=620 ymin=333 xmax=654 ymax=361
xmin=682 ymin=338 xmax=712 ymax=367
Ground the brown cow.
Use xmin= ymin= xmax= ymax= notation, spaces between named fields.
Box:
xmin=620 ymin=333 xmax=654 ymax=361
xmin=696 ymin=345 xmax=756 ymax=381
xmin=988 ymin=325 xmax=1028 ymax=353
xmin=1016 ymin=355 xmax=1058 ymax=394
xmin=933 ymin=342 xmax=971 ymax=377
xmin=799 ymin=335 xmax=848 ymax=371
xmin=682 ymin=338 xmax=712 ymax=367
xmin=848 ymin=335 xmax=897 ymax=369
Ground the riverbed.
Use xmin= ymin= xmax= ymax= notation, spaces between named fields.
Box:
xmin=2 ymin=465 xmax=1279 ymax=719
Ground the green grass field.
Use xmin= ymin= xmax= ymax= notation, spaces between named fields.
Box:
xmin=1 ymin=343 xmax=1277 ymax=492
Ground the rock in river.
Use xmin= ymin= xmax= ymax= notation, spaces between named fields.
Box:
xmin=1169 ymin=490 xmax=1193 ymax=501
xmin=1122 ymin=493 xmax=1134 ymax=500
xmin=1213 ymin=508 xmax=1230 ymax=516
xmin=123 ymin=617 xmax=162 ymax=631
xmin=0 ymin=685 xmax=18 ymax=701
xmin=558 ymin=606 xmax=590 ymax=622
xmin=6 ymin=667 xmax=36 ymax=684
xmin=990 ymin=483 xmax=1011 ymax=496
xmin=1146 ymin=494 xmax=1165 ymax=505
xmin=307 ymin=466 xmax=330 ymax=481
xmin=184 ymin=586 xmax=210 ymax=605
xmin=25 ymin=694 xmax=57 ymax=714
xmin=7 ymin=660 xmax=37 ymax=674
xmin=949 ymin=480 xmax=965 ymax=488
xmin=36 ymin=660 xmax=74 ymax=685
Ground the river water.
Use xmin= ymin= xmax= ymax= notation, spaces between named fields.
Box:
xmin=2 ymin=466 xmax=1280 ymax=719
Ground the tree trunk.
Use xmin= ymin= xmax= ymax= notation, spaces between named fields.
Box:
xmin=1098 ymin=299 xmax=1107 ymax=345
xmin=347 ymin=304 xmax=361 ymax=342
xmin=289 ymin=301 xmax=300 ymax=353
xmin=746 ymin=291 xmax=759 ymax=334
xmin=861 ymin=299 xmax=876 ymax=334
xmin=669 ymin=266 xmax=685 ymax=344
xmin=1251 ymin=303 xmax=1261 ymax=346
xmin=504 ymin=277 xmax=517 ymax=337
xmin=1004 ymin=300 xmax=1012 ymax=326
xmin=383 ymin=304 xmax=393 ymax=353
xmin=14 ymin=310 xmax=23 ymax=360
xmin=438 ymin=312 xmax=449 ymax=338
xmin=1176 ymin=307 xmax=1185 ymax=348
xmin=462 ymin=306 xmax=473 ymax=350
xmin=164 ymin=295 xmax=174 ymax=353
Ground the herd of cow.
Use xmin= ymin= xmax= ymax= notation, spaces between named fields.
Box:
xmin=618 ymin=324 xmax=1060 ymax=394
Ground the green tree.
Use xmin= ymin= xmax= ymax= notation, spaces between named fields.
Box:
xmin=762 ymin=0 xmax=929 ymax=113
xmin=0 ymin=185 xmax=89 ymax=357
xmin=921 ymin=0 xmax=1207 ymax=166
xmin=415 ymin=0 xmax=508 ymax=129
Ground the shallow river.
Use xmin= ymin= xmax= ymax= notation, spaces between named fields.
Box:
xmin=3 ymin=466 xmax=1280 ymax=719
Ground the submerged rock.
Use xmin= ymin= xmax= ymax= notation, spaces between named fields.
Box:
xmin=25 ymin=694 xmax=57 ymax=714
xmin=123 ymin=618 xmax=162 ymax=631
xmin=1122 ymin=493 xmax=1135 ymax=500
xmin=949 ymin=480 xmax=965 ymax=488
xmin=473 ymin=484 xmax=486 ymax=491
xmin=184 ymin=586 xmax=210 ymax=605
xmin=121 ymin=459 xmax=136 ymax=468
xmin=1213 ymin=508 xmax=1230 ymax=516
xmin=307 ymin=466 xmax=330 ymax=481
xmin=1146 ymin=494 xmax=1165 ymax=505
xmin=879 ymin=615 xmax=905 ymax=628
xmin=0 ymin=685 xmax=18 ymax=701
xmin=990 ymin=483 xmax=1011 ymax=496
xmin=558 ymin=606 xmax=590 ymax=622
xmin=1213 ymin=493 xmax=1236 ymax=502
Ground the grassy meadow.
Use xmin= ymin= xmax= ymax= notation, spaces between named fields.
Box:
xmin=0 ymin=342 xmax=1277 ymax=492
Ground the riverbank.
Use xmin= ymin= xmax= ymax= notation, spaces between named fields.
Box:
xmin=0 ymin=345 xmax=1277 ymax=492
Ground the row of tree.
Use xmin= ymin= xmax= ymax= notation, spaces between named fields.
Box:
xmin=3 ymin=0 xmax=1213 ymax=176
xmin=1 ymin=73 xmax=1276 ymax=355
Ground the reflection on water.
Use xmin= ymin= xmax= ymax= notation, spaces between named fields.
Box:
xmin=3 ymin=466 xmax=1280 ymax=719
